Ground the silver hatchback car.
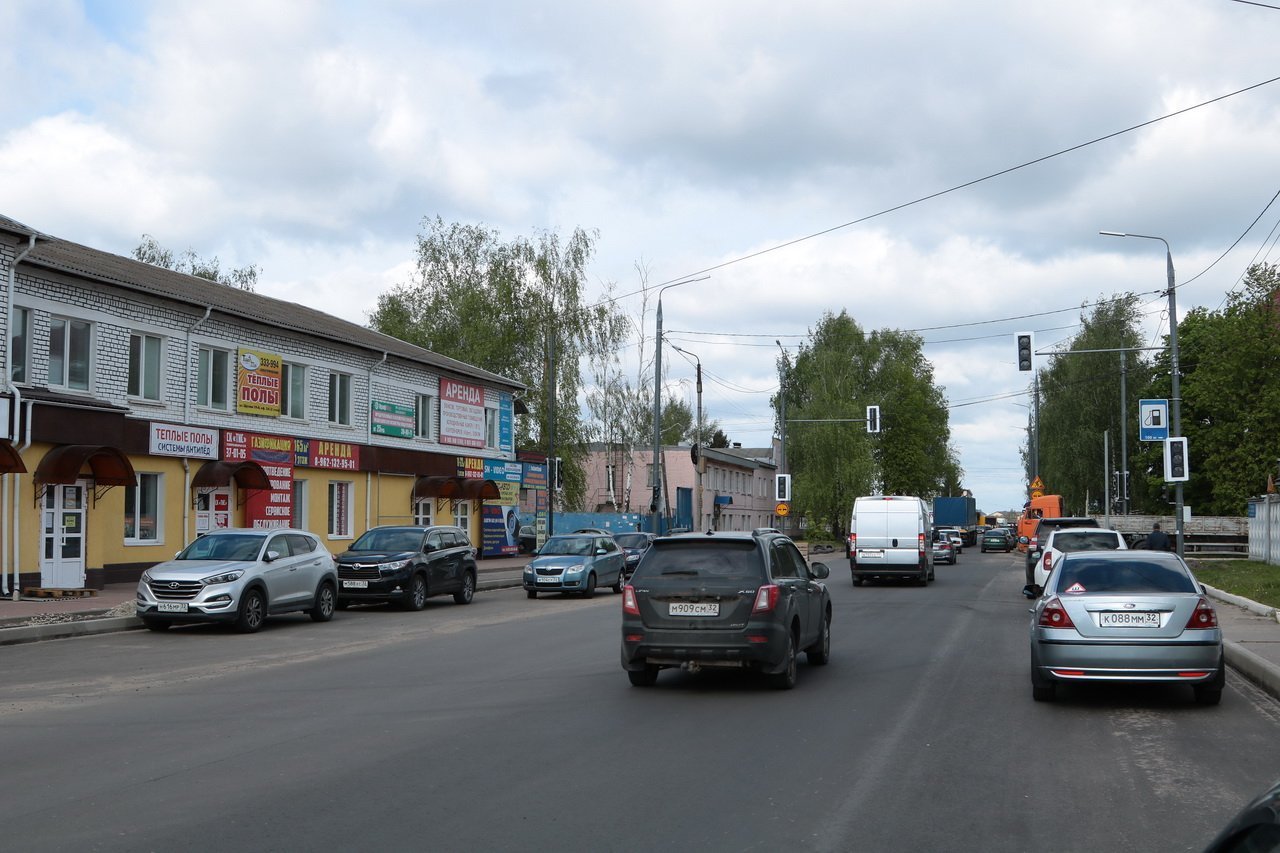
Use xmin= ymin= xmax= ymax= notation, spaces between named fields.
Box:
xmin=136 ymin=528 xmax=338 ymax=633
xmin=1029 ymin=550 xmax=1223 ymax=705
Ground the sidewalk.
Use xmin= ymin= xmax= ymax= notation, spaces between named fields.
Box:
xmin=0 ymin=555 xmax=530 ymax=645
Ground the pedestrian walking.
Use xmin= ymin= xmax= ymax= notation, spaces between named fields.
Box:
xmin=1145 ymin=522 xmax=1172 ymax=551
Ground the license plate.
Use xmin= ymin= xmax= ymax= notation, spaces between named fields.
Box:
xmin=342 ymin=580 xmax=368 ymax=589
xmin=536 ymin=576 xmax=560 ymax=584
xmin=669 ymin=601 xmax=719 ymax=617
xmin=1099 ymin=611 xmax=1160 ymax=628
xmin=157 ymin=602 xmax=188 ymax=613
xmin=859 ymin=550 xmax=884 ymax=559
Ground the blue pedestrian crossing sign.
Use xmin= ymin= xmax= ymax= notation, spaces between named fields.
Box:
xmin=1139 ymin=399 xmax=1169 ymax=442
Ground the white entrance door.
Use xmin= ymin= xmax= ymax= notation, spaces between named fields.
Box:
xmin=41 ymin=481 xmax=88 ymax=589
xmin=195 ymin=488 xmax=233 ymax=533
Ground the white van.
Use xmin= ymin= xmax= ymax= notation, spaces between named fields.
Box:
xmin=848 ymin=495 xmax=934 ymax=586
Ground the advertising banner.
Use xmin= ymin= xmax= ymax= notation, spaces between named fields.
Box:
xmin=440 ymin=378 xmax=485 ymax=448
xmin=293 ymin=438 xmax=361 ymax=471
xmin=481 ymin=459 xmax=525 ymax=556
xmin=456 ymin=456 xmax=485 ymax=479
xmin=499 ymin=392 xmax=514 ymax=452
xmin=223 ymin=430 xmax=294 ymax=528
xmin=371 ymin=400 xmax=415 ymax=438
xmin=236 ymin=348 xmax=283 ymax=417
xmin=149 ymin=423 xmax=219 ymax=459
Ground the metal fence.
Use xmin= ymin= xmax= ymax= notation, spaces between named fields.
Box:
xmin=1248 ymin=495 xmax=1280 ymax=565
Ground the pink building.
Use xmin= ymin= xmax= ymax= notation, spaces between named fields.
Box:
xmin=581 ymin=441 xmax=785 ymax=533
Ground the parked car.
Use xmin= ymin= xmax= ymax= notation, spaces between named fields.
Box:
xmin=524 ymin=533 xmax=625 ymax=598
xmin=937 ymin=527 xmax=964 ymax=555
xmin=981 ymin=528 xmax=1013 ymax=552
xmin=848 ymin=495 xmax=934 ymax=586
xmin=572 ymin=528 xmax=614 ymax=536
xmin=931 ymin=534 xmax=957 ymax=565
xmin=1029 ymin=550 xmax=1223 ymax=705
xmin=136 ymin=528 xmax=338 ymax=633
xmin=614 ymin=531 xmax=656 ymax=577
xmin=1032 ymin=527 xmax=1127 ymax=589
xmin=335 ymin=525 xmax=477 ymax=610
xmin=517 ymin=525 xmax=537 ymax=554
xmin=622 ymin=529 xmax=832 ymax=689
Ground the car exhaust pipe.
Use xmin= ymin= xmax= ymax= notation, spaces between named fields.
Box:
xmin=684 ymin=662 xmax=702 ymax=674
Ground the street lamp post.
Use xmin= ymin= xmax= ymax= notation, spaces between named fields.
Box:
xmin=671 ymin=345 xmax=703 ymax=532
xmin=651 ymin=277 xmax=708 ymax=535
xmin=775 ymin=340 xmax=788 ymax=531
xmin=1100 ymin=231 xmax=1183 ymax=556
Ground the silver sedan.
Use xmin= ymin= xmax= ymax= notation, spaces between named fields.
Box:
xmin=1029 ymin=550 xmax=1224 ymax=705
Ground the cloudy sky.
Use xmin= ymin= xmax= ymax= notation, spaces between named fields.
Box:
xmin=5 ymin=0 xmax=1280 ymax=513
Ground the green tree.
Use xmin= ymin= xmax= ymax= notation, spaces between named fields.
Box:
xmin=1032 ymin=294 xmax=1151 ymax=514
xmin=370 ymin=217 xmax=627 ymax=509
xmin=778 ymin=311 xmax=959 ymax=537
xmin=1141 ymin=264 xmax=1280 ymax=514
xmin=132 ymin=234 xmax=259 ymax=291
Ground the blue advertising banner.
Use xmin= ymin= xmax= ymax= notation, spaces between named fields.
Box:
xmin=480 ymin=459 xmax=524 ymax=556
xmin=499 ymin=393 xmax=514 ymax=452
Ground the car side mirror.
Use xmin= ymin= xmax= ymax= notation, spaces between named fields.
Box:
xmin=1018 ymin=536 xmax=1029 ymax=544
xmin=265 ymin=550 xmax=281 ymax=563
xmin=596 ymin=548 xmax=608 ymax=555
xmin=810 ymin=561 xmax=830 ymax=579
xmin=1022 ymin=583 xmax=1041 ymax=599
xmin=530 ymin=549 xmax=540 ymax=557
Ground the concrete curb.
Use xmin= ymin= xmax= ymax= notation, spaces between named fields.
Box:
xmin=1202 ymin=584 xmax=1280 ymax=702
xmin=1203 ymin=583 xmax=1279 ymax=621
xmin=0 ymin=577 xmax=526 ymax=647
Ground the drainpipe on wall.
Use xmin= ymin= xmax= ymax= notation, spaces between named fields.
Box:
xmin=5 ymin=234 xmax=36 ymax=599
xmin=366 ymin=353 xmax=388 ymax=534
xmin=183 ymin=307 xmax=212 ymax=426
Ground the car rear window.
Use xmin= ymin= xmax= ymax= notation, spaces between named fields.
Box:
xmin=615 ymin=534 xmax=650 ymax=548
xmin=1054 ymin=557 xmax=1196 ymax=594
xmin=1052 ymin=531 xmax=1121 ymax=552
xmin=632 ymin=540 xmax=764 ymax=581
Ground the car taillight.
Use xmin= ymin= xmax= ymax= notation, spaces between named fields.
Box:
xmin=1042 ymin=552 xmax=1052 ymax=573
xmin=917 ymin=533 xmax=925 ymax=555
xmin=752 ymin=584 xmax=780 ymax=613
xmin=1038 ymin=597 xmax=1076 ymax=629
xmin=1186 ymin=596 xmax=1218 ymax=630
xmin=847 ymin=533 xmax=856 ymax=549
xmin=623 ymin=586 xmax=640 ymax=615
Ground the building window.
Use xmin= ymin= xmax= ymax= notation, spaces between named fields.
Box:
xmin=128 ymin=333 xmax=163 ymax=400
xmin=485 ymin=407 xmax=499 ymax=448
xmin=197 ymin=347 xmax=230 ymax=410
xmin=124 ymin=473 xmax=161 ymax=543
xmin=328 ymin=371 xmax=352 ymax=426
xmin=328 ymin=481 xmax=352 ymax=537
xmin=415 ymin=394 xmax=435 ymax=439
xmin=49 ymin=316 xmax=91 ymax=391
xmin=10 ymin=306 xmax=29 ymax=384
xmin=452 ymin=500 xmax=470 ymax=531
xmin=291 ymin=479 xmax=307 ymax=529
xmin=281 ymin=362 xmax=307 ymax=419
xmin=413 ymin=498 xmax=434 ymax=526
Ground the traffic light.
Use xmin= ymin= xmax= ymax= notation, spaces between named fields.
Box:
xmin=866 ymin=405 xmax=880 ymax=434
xmin=690 ymin=444 xmax=700 ymax=466
xmin=1016 ymin=332 xmax=1034 ymax=372
xmin=1163 ymin=437 xmax=1189 ymax=482
xmin=554 ymin=456 xmax=564 ymax=490
xmin=776 ymin=474 xmax=791 ymax=502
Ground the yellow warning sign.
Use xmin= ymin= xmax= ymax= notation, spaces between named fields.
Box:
xmin=775 ymin=503 xmax=790 ymax=517
xmin=1030 ymin=476 xmax=1044 ymax=490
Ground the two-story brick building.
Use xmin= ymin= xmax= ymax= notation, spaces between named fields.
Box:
xmin=0 ymin=214 xmax=544 ymax=594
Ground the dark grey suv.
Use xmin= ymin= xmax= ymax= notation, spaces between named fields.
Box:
xmin=336 ymin=525 xmax=477 ymax=610
xmin=621 ymin=530 xmax=832 ymax=689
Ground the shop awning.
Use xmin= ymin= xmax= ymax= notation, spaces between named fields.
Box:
xmin=191 ymin=460 xmax=272 ymax=491
xmin=412 ymin=475 xmax=502 ymax=501
xmin=33 ymin=444 xmax=135 ymax=486
xmin=0 ymin=440 xmax=26 ymax=474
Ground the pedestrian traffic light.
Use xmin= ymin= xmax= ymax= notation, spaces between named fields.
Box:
xmin=1163 ymin=437 xmax=1189 ymax=482
xmin=866 ymin=405 xmax=880 ymax=434
xmin=1016 ymin=332 xmax=1034 ymax=372
xmin=775 ymin=474 xmax=791 ymax=502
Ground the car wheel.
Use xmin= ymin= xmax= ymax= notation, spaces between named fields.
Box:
xmin=805 ymin=612 xmax=831 ymax=666
xmin=310 ymin=582 xmax=336 ymax=622
xmin=336 ymin=599 xmax=350 ymax=610
xmin=526 ymin=589 xmax=538 ymax=599
xmin=453 ymin=571 xmax=476 ymax=605
xmin=852 ymin=575 xmax=864 ymax=587
xmin=142 ymin=618 xmax=170 ymax=632
xmin=929 ymin=566 xmax=936 ymax=580
xmin=583 ymin=573 xmax=596 ymax=599
xmin=628 ymin=666 xmax=659 ymax=687
xmin=1032 ymin=684 xmax=1056 ymax=702
xmin=402 ymin=573 xmax=428 ymax=611
xmin=769 ymin=631 xmax=798 ymax=690
xmin=1194 ymin=658 xmax=1226 ymax=705
xmin=612 ymin=569 xmax=625 ymax=594
xmin=235 ymin=587 xmax=267 ymax=634
xmin=917 ymin=568 xmax=928 ymax=586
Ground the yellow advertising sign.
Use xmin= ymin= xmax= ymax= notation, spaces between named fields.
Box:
xmin=236 ymin=348 xmax=283 ymax=417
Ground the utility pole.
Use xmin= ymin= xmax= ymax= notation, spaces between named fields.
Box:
xmin=775 ymin=340 xmax=788 ymax=532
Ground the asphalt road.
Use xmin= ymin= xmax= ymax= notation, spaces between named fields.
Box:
xmin=1 ymin=549 xmax=1278 ymax=852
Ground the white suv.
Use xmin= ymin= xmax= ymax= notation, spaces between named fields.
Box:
xmin=1033 ymin=527 xmax=1127 ymax=589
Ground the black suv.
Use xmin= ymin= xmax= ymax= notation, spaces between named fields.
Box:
xmin=621 ymin=530 xmax=832 ymax=689
xmin=336 ymin=525 xmax=477 ymax=610
xmin=1022 ymin=516 xmax=1099 ymax=586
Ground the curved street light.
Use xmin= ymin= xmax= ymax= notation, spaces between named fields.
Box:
xmin=651 ymin=276 xmax=709 ymax=534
